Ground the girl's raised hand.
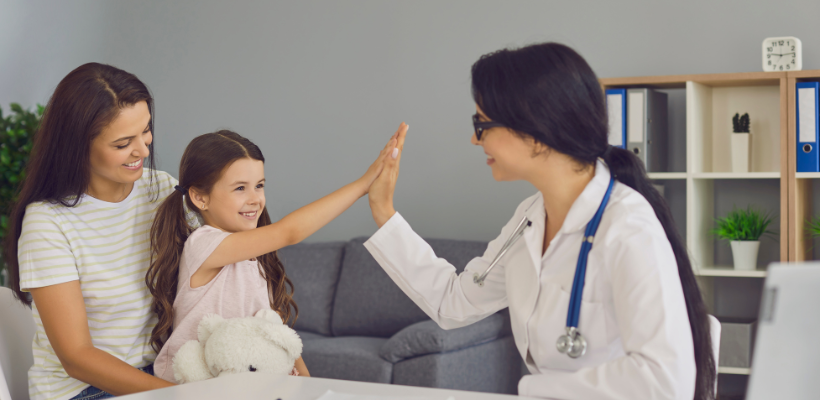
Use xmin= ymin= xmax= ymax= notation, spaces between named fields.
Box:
xmin=358 ymin=123 xmax=407 ymax=192
xmin=369 ymin=123 xmax=408 ymax=227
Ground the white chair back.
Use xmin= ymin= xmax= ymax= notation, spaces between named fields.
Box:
xmin=0 ymin=361 xmax=10 ymax=400
xmin=0 ymin=287 xmax=35 ymax=400
xmin=708 ymin=314 xmax=721 ymax=396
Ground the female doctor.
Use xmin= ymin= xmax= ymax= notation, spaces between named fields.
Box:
xmin=366 ymin=43 xmax=716 ymax=400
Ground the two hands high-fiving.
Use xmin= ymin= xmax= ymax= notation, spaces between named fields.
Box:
xmin=358 ymin=122 xmax=408 ymax=228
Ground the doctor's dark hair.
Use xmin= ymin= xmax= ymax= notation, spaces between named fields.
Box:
xmin=4 ymin=62 xmax=157 ymax=306
xmin=471 ymin=43 xmax=716 ymax=400
xmin=145 ymin=130 xmax=298 ymax=352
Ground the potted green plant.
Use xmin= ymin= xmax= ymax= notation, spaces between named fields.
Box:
xmin=731 ymin=112 xmax=751 ymax=173
xmin=805 ymin=216 xmax=820 ymax=253
xmin=712 ymin=206 xmax=775 ymax=270
xmin=0 ymin=103 xmax=43 ymax=287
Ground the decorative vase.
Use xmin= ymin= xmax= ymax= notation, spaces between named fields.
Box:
xmin=730 ymin=240 xmax=760 ymax=270
xmin=731 ymin=133 xmax=751 ymax=173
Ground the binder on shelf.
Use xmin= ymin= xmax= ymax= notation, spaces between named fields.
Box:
xmin=627 ymin=88 xmax=668 ymax=173
xmin=796 ymin=82 xmax=820 ymax=173
xmin=605 ymin=88 xmax=627 ymax=148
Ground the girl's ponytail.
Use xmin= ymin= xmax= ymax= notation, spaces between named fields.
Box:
xmin=146 ymin=189 xmax=193 ymax=352
xmin=256 ymin=207 xmax=299 ymax=326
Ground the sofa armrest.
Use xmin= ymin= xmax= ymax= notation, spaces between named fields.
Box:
xmin=379 ymin=313 xmax=509 ymax=363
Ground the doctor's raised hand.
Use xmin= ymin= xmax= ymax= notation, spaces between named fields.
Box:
xmin=369 ymin=122 xmax=408 ymax=227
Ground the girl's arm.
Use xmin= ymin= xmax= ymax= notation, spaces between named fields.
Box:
xmin=294 ymin=356 xmax=310 ymax=376
xmin=30 ymin=281 xmax=175 ymax=395
xmin=200 ymin=124 xmax=408 ymax=271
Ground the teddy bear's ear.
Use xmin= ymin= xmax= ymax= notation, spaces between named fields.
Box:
xmin=197 ymin=313 xmax=225 ymax=343
xmin=254 ymin=308 xmax=283 ymax=325
xmin=258 ymin=324 xmax=303 ymax=360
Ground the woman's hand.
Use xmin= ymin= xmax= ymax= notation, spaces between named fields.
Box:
xmin=30 ymin=281 xmax=175 ymax=395
xmin=356 ymin=126 xmax=403 ymax=195
xmin=369 ymin=123 xmax=408 ymax=227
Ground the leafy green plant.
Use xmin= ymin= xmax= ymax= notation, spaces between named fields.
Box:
xmin=805 ymin=215 xmax=820 ymax=240
xmin=1 ymin=103 xmax=43 ymax=286
xmin=712 ymin=206 xmax=776 ymax=241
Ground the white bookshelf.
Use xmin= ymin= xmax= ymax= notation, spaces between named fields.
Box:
xmin=603 ymin=70 xmax=820 ymax=398
xmin=601 ymin=72 xmax=794 ymax=397
xmin=788 ymin=72 xmax=820 ymax=267
xmin=602 ymin=73 xmax=787 ymax=283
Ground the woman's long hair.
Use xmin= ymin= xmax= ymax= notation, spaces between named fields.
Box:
xmin=3 ymin=63 xmax=156 ymax=305
xmin=145 ymin=130 xmax=298 ymax=352
xmin=471 ymin=43 xmax=715 ymax=399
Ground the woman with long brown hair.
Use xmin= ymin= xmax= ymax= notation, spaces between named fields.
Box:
xmin=3 ymin=63 xmax=183 ymax=399
xmin=145 ymin=129 xmax=401 ymax=382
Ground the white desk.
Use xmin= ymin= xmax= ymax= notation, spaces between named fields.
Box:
xmin=118 ymin=373 xmax=541 ymax=400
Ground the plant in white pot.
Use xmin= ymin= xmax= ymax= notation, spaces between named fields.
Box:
xmin=804 ymin=216 xmax=820 ymax=256
xmin=731 ymin=113 xmax=751 ymax=173
xmin=712 ymin=206 xmax=775 ymax=271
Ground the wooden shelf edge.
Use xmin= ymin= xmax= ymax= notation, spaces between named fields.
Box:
xmin=795 ymin=172 xmax=820 ymax=179
xmin=787 ymin=69 xmax=820 ymax=79
xmin=691 ymin=172 xmax=781 ymax=179
xmin=695 ymin=267 xmax=767 ymax=278
xmin=647 ymin=173 xmax=687 ymax=180
xmin=718 ymin=366 xmax=751 ymax=375
xmin=600 ymin=71 xmax=786 ymax=89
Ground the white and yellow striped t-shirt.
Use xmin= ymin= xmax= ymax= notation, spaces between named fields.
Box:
xmin=18 ymin=169 xmax=191 ymax=400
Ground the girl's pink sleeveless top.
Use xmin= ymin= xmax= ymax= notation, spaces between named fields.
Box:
xmin=153 ymin=225 xmax=272 ymax=382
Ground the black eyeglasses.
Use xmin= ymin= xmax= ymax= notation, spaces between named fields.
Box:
xmin=472 ymin=113 xmax=505 ymax=141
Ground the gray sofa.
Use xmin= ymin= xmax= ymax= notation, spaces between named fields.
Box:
xmin=277 ymin=237 xmax=523 ymax=394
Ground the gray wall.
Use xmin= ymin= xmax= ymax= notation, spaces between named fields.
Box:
xmin=3 ymin=0 xmax=820 ymax=242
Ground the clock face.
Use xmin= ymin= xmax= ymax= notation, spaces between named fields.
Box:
xmin=763 ymin=36 xmax=802 ymax=71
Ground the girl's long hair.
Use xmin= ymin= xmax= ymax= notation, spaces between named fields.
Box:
xmin=3 ymin=63 xmax=156 ymax=305
xmin=471 ymin=43 xmax=716 ymax=399
xmin=145 ymin=130 xmax=297 ymax=352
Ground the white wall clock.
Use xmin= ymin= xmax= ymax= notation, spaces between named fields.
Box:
xmin=762 ymin=36 xmax=802 ymax=72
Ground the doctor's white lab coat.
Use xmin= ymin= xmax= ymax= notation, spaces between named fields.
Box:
xmin=363 ymin=161 xmax=696 ymax=400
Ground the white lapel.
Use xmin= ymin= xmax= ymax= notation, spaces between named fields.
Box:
xmin=520 ymin=194 xmax=546 ymax=278
xmin=517 ymin=160 xmax=613 ymax=279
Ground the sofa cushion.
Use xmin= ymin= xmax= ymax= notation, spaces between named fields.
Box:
xmin=296 ymin=330 xmax=327 ymax=342
xmin=391 ymin=336 xmax=521 ymax=394
xmin=331 ymin=237 xmax=487 ymax=338
xmin=277 ymin=242 xmax=345 ymax=336
xmin=301 ymin=336 xmax=392 ymax=383
xmin=379 ymin=313 xmax=508 ymax=363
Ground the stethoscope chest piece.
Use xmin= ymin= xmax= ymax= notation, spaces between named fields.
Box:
xmin=556 ymin=326 xmax=587 ymax=359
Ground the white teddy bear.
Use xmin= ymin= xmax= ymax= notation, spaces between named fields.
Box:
xmin=172 ymin=309 xmax=303 ymax=383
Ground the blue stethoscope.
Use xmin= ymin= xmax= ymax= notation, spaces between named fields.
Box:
xmin=473 ymin=175 xmax=616 ymax=359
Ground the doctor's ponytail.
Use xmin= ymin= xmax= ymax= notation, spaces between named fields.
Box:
xmin=471 ymin=42 xmax=716 ymax=400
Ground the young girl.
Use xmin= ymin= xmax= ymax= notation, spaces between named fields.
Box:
xmin=146 ymin=127 xmax=404 ymax=382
